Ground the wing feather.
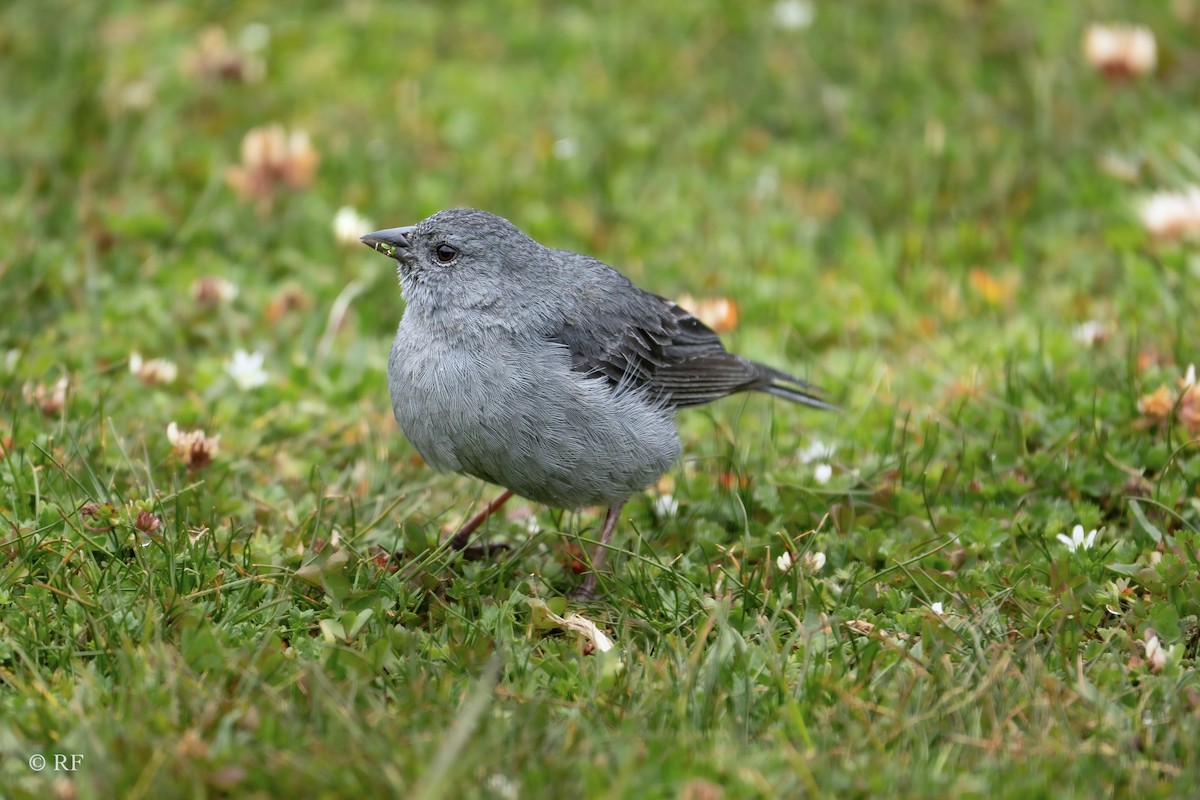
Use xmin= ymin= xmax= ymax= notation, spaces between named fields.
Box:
xmin=544 ymin=263 xmax=832 ymax=411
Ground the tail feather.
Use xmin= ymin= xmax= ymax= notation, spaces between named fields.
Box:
xmin=756 ymin=365 xmax=837 ymax=411
xmin=762 ymin=382 xmax=837 ymax=411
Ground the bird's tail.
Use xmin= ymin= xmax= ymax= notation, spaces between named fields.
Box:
xmin=757 ymin=366 xmax=837 ymax=411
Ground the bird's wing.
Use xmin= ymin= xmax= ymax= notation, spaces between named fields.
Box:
xmin=547 ymin=269 xmax=830 ymax=410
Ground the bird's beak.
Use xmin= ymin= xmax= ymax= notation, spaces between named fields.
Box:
xmin=360 ymin=226 xmax=415 ymax=259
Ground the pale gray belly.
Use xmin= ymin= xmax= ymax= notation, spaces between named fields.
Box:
xmin=388 ymin=333 xmax=680 ymax=509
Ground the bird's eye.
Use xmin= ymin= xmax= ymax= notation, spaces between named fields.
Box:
xmin=434 ymin=243 xmax=459 ymax=263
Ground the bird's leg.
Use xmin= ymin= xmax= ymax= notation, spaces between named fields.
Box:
xmin=572 ymin=502 xmax=624 ymax=601
xmin=447 ymin=489 xmax=514 ymax=558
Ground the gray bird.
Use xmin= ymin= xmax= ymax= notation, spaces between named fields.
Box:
xmin=362 ymin=208 xmax=832 ymax=598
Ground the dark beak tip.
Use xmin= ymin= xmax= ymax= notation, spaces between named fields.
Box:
xmin=360 ymin=226 xmax=414 ymax=255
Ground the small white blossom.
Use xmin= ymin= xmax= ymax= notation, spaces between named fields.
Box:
xmin=167 ymin=422 xmax=220 ymax=468
xmin=191 ymin=276 xmax=239 ymax=306
xmin=332 ymin=206 xmax=373 ymax=245
xmin=797 ymin=440 xmax=835 ymax=464
xmin=224 ymin=349 xmax=269 ymax=390
xmin=813 ymin=463 xmax=833 ymax=484
xmin=525 ymin=515 xmax=542 ymax=536
xmin=1184 ymin=364 xmax=1197 ymax=387
xmin=652 ymin=494 xmax=678 ymax=518
xmin=752 ymin=166 xmax=779 ymax=199
xmin=772 ymin=0 xmax=814 ymax=30
xmin=1056 ymin=524 xmax=1097 ymax=552
xmin=1072 ymin=321 xmax=1106 ymax=346
xmin=129 ymin=352 xmax=178 ymax=386
xmin=930 ymin=602 xmax=946 ymax=616
xmin=803 ymin=551 xmax=826 ymax=572
xmin=552 ymin=137 xmax=578 ymax=160
xmin=776 ymin=551 xmax=794 ymax=572
xmin=1139 ymin=187 xmax=1200 ymax=241
xmin=1144 ymin=630 xmax=1171 ymax=672
xmin=485 ymin=774 xmax=519 ymax=800
xmin=224 ymin=353 xmax=267 ymax=391
xmin=23 ymin=377 xmax=68 ymax=416
xmin=1084 ymin=23 xmax=1156 ymax=78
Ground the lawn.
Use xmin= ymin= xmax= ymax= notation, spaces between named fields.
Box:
xmin=2 ymin=1 xmax=1199 ymax=797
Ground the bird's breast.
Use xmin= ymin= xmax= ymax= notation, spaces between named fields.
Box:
xmin=387 ymin=323 xmax=681 ymax=508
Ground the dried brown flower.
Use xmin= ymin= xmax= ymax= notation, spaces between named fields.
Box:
xmin=167 ymin=422 xmax=220 ymax=469
xmin=1139 ymin=188 xmax=1200 ymax=242
xmin=191 ymin=276 xmax=239 ymax=307
xmin=80 ymin=501 xmax=117 ymax=532
xmin=129 ymin=352 xmax=178 ymax=386
xmin=134 ymin=509 xmax=162 ymax=534
xmin=968 ymin=268 xmax=1020 ymax=306
xmin=226 ymin=124 xmax=319 ymax=213
xmin=1178 ymin=365 xmax=1200 ymax=434
xmin=184 ymin=26 xmax=265 ymax=83
xmin=22 ymin=377 xmax=68 ymax=417
xmin=265 ymin=285 xmax=312 ymax=324
xmin=1137 ymin=385 xmax=1176 ymax=421
xmin=675 ymin=294 xmax=739 ymax=333
xmin=1084 ymin=23 xmax=1157 ymax=80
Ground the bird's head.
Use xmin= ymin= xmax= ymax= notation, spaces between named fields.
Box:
xmin=361 ymin=208 xmax=544 ymax=315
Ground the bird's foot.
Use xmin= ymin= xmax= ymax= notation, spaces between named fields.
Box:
xmin=456 ymin=542 xmax=510 ymax=561
xmin=570 ymin=574 xmax=601 ymax=602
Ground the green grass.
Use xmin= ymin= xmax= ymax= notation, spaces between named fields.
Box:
xmin=3 ymin=0 xmax=1200 ymax=797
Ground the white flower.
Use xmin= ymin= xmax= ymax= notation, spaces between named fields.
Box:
xmin=813 ymin=463 xmax=833 ymax=484
xmin=1084 ymin=23 xmax=1156 ymax=78
xmin=23 ymin=377 xmax=68 ymax=416
xmin=752 ymin=165 xmax=779 ymax=199
xmin=1072 ymin=321 xmax=1106 ymax=346
xmin=653 ymin=494 xmax=678 ymax=518
xmin=1144 ymin=630 xmax=1171 ymax=672
xmin=803 ymin=551 xmax=826 ymax=572
xmin=772 ymin=0 xmax=814 ymax=30
xmin=1139 ymin=187 xmax=1200 ymax=241
xmin=797 ymin=439 xmax=835 ymax=464
xmin=1056 ymin=524 xmax=1097 ymax=552
xmin=775 ymin=551 xmax=794 ymax=572
xmin=332 ymin=206 xmax=373 ymax=245
xmin=167 ymin=422 xmax=220 ymax=468
xmin=129 ymin=352 xmax=178 ymax=386
xmin=552 ymin=137 xmax=578 ymax=160
xmin=191 ymin=276 xmax=239 ymax=306
xmin=1184 ymin=364 xmax=1197 ymax=387
xmin=485 ymin=775 xmax=519 ymax=800
xmin=930 ymin=602 xmax=946 ymax=616
xmin=224 ymin=349 xmax=269 ymax=390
